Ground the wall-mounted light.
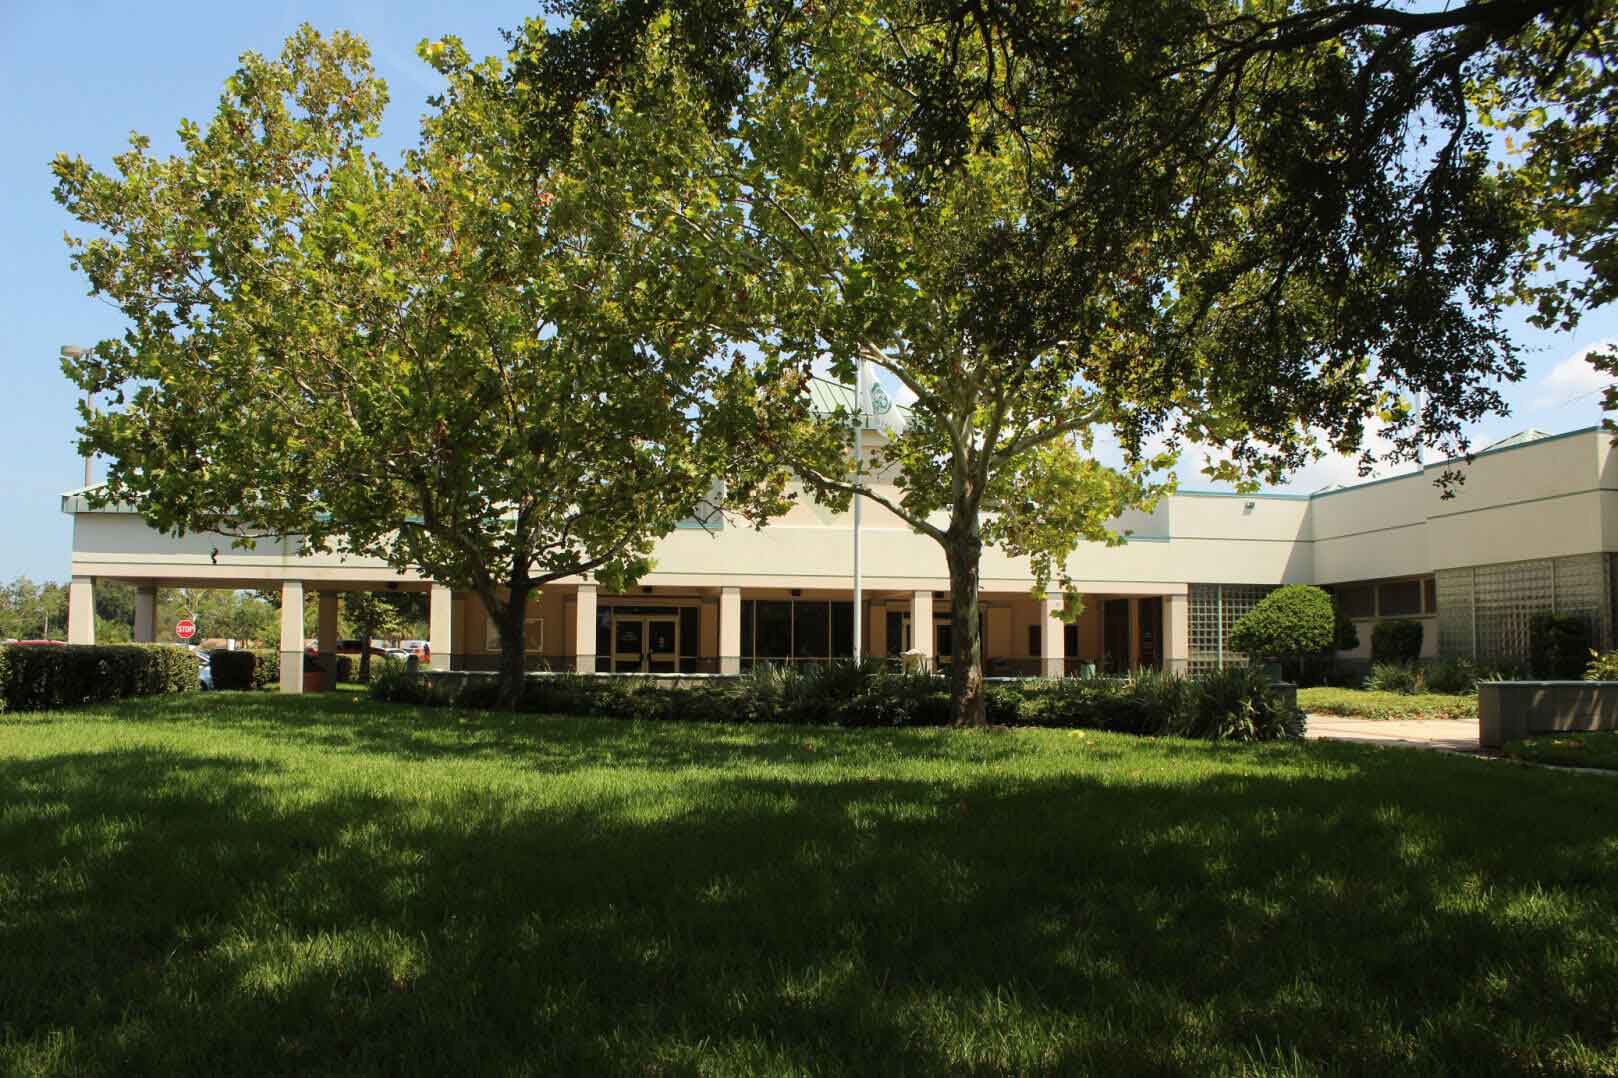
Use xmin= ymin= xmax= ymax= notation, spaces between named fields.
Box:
xmin=1243 ymin=500 xmax=1255 ymax=512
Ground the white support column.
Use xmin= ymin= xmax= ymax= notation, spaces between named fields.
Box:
xmin=719 ymin=586 xmax=742 ymax=675
xmin=451 ymin=594 xmax=467 ymax=670
xmin=279 ymin=580 xmax=304 ymax=694
xmin=1165 ymin=594 xmax=1189 ymax=676
xmin=575 ymin=584 xmax=597 ymax=674
xmin=428 ymin=584 xmax=453 ymax=672
xmin=317 ymin=592 xmax=339 ymax=690
xmin=1042 ymin=597 xmax=1065 ymax=678
xmin=911 ymin=591 xmax=933 ymax=670
xmin=133 ymin=585 xmax=158 ymax=643
xmin=68 ymin=576 xmax=95 ymax=645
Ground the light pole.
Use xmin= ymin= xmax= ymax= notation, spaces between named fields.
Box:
xmin=59 ymin=345 xmax=95 ymax=488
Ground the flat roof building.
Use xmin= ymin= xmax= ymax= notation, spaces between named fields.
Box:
xmin=61 ymin=424 xmax=1618 ymax=691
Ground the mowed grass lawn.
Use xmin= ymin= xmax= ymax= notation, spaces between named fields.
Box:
xmin=3 ymin=695 xmax=1617 ymax=1076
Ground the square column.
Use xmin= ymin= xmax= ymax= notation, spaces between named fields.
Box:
xmin=451 ymin=594 xmax=467 ymax=671
xmin=719 ymin=586 xmax=742 ymax=675
xmin=574 ymin=584 xmax=597 ymax=674
xmin=279 ymin=580 xmax=305 ymax=694
xmin=428 ymin=584 xmax=453 ymax=672
xmin=911 ymin=591 xmax=933 ymax=670
xmin=133 ymin=585 xmax=158 ymax=643
xmin=869 ymin=603 xmax=887 ymax=658
xmin=1042 ymin=597 xmax=1065 ymax=678
xmin=68 ymin=576 xmax=95 ymax=645
xmin=1165 ymin=594 xmax=1189 ymax=676
xmin=317 ymin=592 xmax=339 ymax=689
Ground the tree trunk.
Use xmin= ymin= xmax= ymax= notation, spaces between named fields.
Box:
xmin=493 ymin=579 xmax=533 ymax=711
xmin=359 ymin=634 xmax=371 ymax=683
xmin=944 ymin=522 xmax=986 ymax=727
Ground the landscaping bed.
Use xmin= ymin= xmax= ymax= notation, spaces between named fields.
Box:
xmin=1298 ymin=686 xmax=1478 ymax=721
xmin=1504 ymin=730 xmax=1618 ymax=772
xmin=3 ymin=693 xmax=1618 ymax=1075
xmin=378 ymin=664 xmax=1304 ymax=741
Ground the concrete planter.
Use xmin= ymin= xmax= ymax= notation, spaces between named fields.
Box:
xmin=1478 ymin=680 xmax=1618 ymax=748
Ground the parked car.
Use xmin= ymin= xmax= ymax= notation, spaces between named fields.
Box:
xmin=399 ymin=639 xmax=430 ymax=661
xmin=197 ymin=652 xmax=213 ymax=691
xmin=303 ymin=639 xmax=391 ymax=659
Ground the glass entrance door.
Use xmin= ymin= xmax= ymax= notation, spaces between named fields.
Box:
xmin=645 ymin=617 xmax=678 ymax=673
xmin=611 ymin=615 xmax=680 ymax=673
xmin=612 ymin=618 xmax=645 ymax=672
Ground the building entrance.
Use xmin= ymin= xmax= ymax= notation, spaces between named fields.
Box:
xmin=611 ymin=615 xmax=679 ymax=673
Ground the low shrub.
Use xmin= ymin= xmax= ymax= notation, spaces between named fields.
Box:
xmin=1425 ymin=657 xmax=1480 ymax=694
xmin=1370 ymin=620 xmax=1424 ymax=664
xmin=250 ymin=650 xmax=281 ymax=691
xmin=372 ymin=662 xmax=1303 ymax=742
xmin=1365 ymin=661 xmax=1425 ymax=694
xmin=1 ymin=643 xmax=198 ymax=712
xmin=208 ymin=650 xmax=256 ymax=691
xmin=1586 ymin=650 xmax=1618 ymax=682
xmin=1531 ymin=614 xmax=1591 ymax=680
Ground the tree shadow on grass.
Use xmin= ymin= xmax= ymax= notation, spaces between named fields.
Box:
xmin=3 ymin=738 xmax=1617 ymax=1076
xmin=95 ymin=691 xmax=1048 ymax=773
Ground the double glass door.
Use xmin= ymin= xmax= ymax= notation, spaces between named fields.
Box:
xmin=612 ymin=616 xmax=679 ymax=673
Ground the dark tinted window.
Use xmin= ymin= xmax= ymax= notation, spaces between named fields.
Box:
xmin=794 ymin=602 xmax=829 ymax=658
xmin=831 ymin=602 xmax=853 ymax=657
xmin=756 ymin=601 xmax=791 ymax=659
xmin=1336 ymin=585 xmax=1374 ymax=620
xmin=1377 ymin=580 xmax=1423 ymax=617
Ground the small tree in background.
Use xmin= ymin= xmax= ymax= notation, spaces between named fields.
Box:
xmin=1228 ymin=586 xmax=1336 ymax=669
xmin=345 ymin=593 xmax=410 ymax=682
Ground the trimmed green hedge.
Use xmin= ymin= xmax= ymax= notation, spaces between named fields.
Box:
xmin=371 ymin=662 xmax=1304 ymax=742
xmin=207 ymin=649 xmax=284 ymax=691
xmin=1 ymin=644 xmax=198 ymax=713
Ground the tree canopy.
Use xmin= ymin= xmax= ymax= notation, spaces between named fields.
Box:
xmin=54 ymin=27 xmax=791 ymax=705
xmin=511 ymin=0 xmax=1544 ymax=722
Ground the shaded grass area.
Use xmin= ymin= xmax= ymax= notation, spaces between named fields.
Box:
xmin=3 ymin=692 xmax=1617 ymax=1076
xmin=1505 ymin=730 xmax=1618 ymax=772
xmin=1298 ymin=687 xmax=1479 ymax=721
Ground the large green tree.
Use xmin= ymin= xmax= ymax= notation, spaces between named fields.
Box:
xmin=54 ymin=27 xmax=789 ymax=706
xmin=515 ymin=1 xmax=1535 ymax=723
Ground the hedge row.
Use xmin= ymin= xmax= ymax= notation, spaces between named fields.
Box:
xmin=371 ymin=662 xmax=1304 ymax=742
xmin=0 ymin=644 xmax=199 ymax=713
xmin=205 ymin=649 xmax=286 ymax=691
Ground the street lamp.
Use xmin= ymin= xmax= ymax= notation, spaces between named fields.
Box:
xmin=59 ymin=345 xmax=95 ymax=488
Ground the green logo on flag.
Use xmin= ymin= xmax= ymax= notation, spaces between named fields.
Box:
xmin=869 ymin=381 xmax=892 ymax=415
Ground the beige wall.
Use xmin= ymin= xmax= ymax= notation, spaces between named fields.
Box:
xmin=64 ymin=429 xmax=1618 ymax=631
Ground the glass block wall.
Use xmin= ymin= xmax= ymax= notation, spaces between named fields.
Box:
xmin=1187 ymin=583 xmax=1276 ymax=676
xmin=1435 ymin=552 xmax=1617 ymax=665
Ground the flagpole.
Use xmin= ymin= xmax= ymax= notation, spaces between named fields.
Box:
xmin=852 ymin=358 xmax=867 ymax=663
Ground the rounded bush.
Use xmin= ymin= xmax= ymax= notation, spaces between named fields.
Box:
xmin=1227 ymin=585 xmax=1335 ymax=659
xmin=1370 ymin=619 xmax=1424 ymax=663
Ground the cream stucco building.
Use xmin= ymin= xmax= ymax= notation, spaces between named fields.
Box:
xmin=61 ymin=424 xmax=1618 ymax=693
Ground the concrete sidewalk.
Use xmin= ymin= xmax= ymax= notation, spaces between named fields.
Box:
xmin=1305 ymin=716 xmax=1480 ymax=753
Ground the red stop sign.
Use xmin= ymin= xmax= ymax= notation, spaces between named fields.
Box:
xmin=176 ymin=619 xmax=196 ymax=640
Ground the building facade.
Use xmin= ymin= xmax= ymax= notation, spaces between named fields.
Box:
xmin=60 ymin=425 xmax=1618 ymax=692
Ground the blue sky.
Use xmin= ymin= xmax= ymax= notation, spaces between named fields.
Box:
xmin=2 ymin=2 xmax=1613 ymax=583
